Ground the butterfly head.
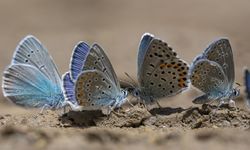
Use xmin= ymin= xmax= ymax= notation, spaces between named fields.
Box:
xmin=113 ymin=89 xmax=128 ymax=108
xmin=121 ymin=89 xmax=128 ymax=98
xmin=229 ymin=88 xmax=240 ymax=99
xmin=130 ymin=88 xmax=140 ymax=98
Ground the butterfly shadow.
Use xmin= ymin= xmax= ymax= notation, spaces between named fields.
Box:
xmin=149 ymin=106 xmax=186 ymax=116
xmin=59 ymin=110 xmax=106 ymax=127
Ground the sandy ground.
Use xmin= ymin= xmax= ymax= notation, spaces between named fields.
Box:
xmin=0 ymin=0 xmax=250 ymax=149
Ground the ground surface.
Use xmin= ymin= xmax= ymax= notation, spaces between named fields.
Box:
xmin=0 ymin=0 xmax=250 ymax=150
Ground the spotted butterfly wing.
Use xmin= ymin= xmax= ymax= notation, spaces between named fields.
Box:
xmin=137 ymin=33 xmax=189 ymax=103
xmin=68 ymin=42 xmax=120 ymax=89
xmin=75 ymin=70 xmax=125 ymax=110
xmin=189 ymin=59 xmax=228 ymax=104
xmin=190 ymin=38 xmax=239 ymax=105
xmin=64 ymin=42 xmax=127 ymax=112
xmin=2 ymin=35 xmax=64 ymax=108
xmin=201 ymin=38 xmax=234 ymax=88
xmin=12 ymin=35 xmax=62 ymax=86
xmin=81 ymin=44 xmax=120 ymax=88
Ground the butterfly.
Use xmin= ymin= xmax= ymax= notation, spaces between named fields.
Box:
xmin=244 ymin=68 xmax=250 ymax=108
xmin=63 ymin=41 xmax=128 ymax=113
xmin=189 ymin=38 xmax=240 ymax=106
xmin=2 ymin=35 xmax=65 ymax=109
xmin=125 ymin=33 xmax=189 ymax=105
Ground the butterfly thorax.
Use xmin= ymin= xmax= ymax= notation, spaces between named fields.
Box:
xmin=114 ymin=89 xmax=128 ymax=108
xmin=215 ymin=88 xmax=240 ymax=103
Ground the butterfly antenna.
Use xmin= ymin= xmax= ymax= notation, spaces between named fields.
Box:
xmin=120 ymin=79 xmax=135 ymax=89
xmin=236 ymin=82 xmax=241 ymax=86
xmin=124 ymin=72 xmax=137 ymax=87
xmin=127 ymin=96 xmax=135 ymax=107
xmin=235 ymin=82 xmax=242 ymax=89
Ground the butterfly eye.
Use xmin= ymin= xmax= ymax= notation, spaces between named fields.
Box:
xmin=233 ymin=89 xmax=239 ymax=96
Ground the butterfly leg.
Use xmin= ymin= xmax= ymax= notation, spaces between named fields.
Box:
xmin=66 ymin=101 xmax=84 ymax=111
xmin=102 ymin=106 xmax=112 ymax=115
xmin=217 ymin=100 xmax=226 ymax=109
xmin=156 ymin=100 xmax=162 ymax=108
xmin=111 ymin=108 xmax=126 ymax=117
xmin=127 ymin=97 xmax=135 ymax=107
xmin=141 ymin=99 xmax=148 ymax=109
xmin=39 ymin=104 xmax=51 ymax=114
xmin=59 ymin=101 xmax=71 ymax=114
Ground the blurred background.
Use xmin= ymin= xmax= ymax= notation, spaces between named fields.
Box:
xmin=0 ymin=0 xmax=250 ymax=108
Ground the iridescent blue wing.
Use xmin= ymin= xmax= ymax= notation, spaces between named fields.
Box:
xmin=244 ymin=68 xmax=250 ymax=107
xmin=62 ymin=42 xmax=89 ymax=104
xmin=2 ymin=64 xmax=64 ymax=108
xmin=69 ymin=42 xmax=90 ymax=81
xmin=202 ymin=38 xmax=234 ymax=88
xmin=12 ymin=35 xmax=62 ymax=86
xmin=2 ymin=35 xmax=64 ymax=109
xmin=189 ymin=59 xmax=228 ymax=104
xmin=137 ymin=33 xmax=189 ymax=103
xmin=75 ymin=70 xmax=126 ymax=109
xmin=62 ymin=72 xmax=76 ymax=104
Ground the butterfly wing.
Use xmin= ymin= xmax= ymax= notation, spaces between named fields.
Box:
xmin=137 ymin=34 xmax=189 ymax=103
xmin=81 ymin=44 xmax=120 ymax=89
xmin=2 ymin=64 xmax=64 ymax=108
xmin=62 ymin=72 xmax=77 ymax=104
xmin=75 ymin=70 xmax=125 ymax=109
xmin=66 ymin=42 xmax=125 ymax=109
xmin=137 ymin=33 xmax=154 ymax=75
xmin=189 ymin=59 xmax=228 ymax=103
xmin=69 ymin=42 xmax=90 ymax=81
xmin=202 ymin=38 xmax=235 ymax=88
xmin=244 ymin=68 xmax=250 ymax=107
xmin=2 ymin=35 xmax=64 ymax=108
xmin=12 ymin=35 xmax=62 ymax=86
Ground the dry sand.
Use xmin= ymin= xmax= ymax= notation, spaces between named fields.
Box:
xmin=0 ymin=0 xmax=250 ymax=149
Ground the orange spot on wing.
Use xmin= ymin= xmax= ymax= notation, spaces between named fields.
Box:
xmin=160 ymin=63 xmax=167 ymax=68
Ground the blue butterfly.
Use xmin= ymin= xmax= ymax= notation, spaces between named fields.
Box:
xmin=127 ymin=33 xmax=189 ymax=106
xmin=63 ymin=42 xmax=127 ymax=113
xmin=244 ymin=68 xmax=250 ymax=108
xmin=189 ymin=38 xmax=240 ymax=106
xmin=2 ymin=35 xmax=65 ymax=109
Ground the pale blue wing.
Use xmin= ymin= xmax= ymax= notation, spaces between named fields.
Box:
xmin=192 ymin=94 xmax=214 ymax=104
xmin=2 ymin=64 xmax=64 ymax=108
xmin=137 ymin=33 xmax=154 ymax=76
xmin=62 ymin=72 xmax=77 ymax=104
xmin=12 ymin=35 xmax=62 ymax=86
xmin=70 ymin=42 xmax=90 ymax=81
xmin=75 ymin=70 xmax=126 ymax=109
xmin=202 ymin=38 xmax=235 ymax=88
xmin=137 ymin=34 xmax=189 ymax=103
